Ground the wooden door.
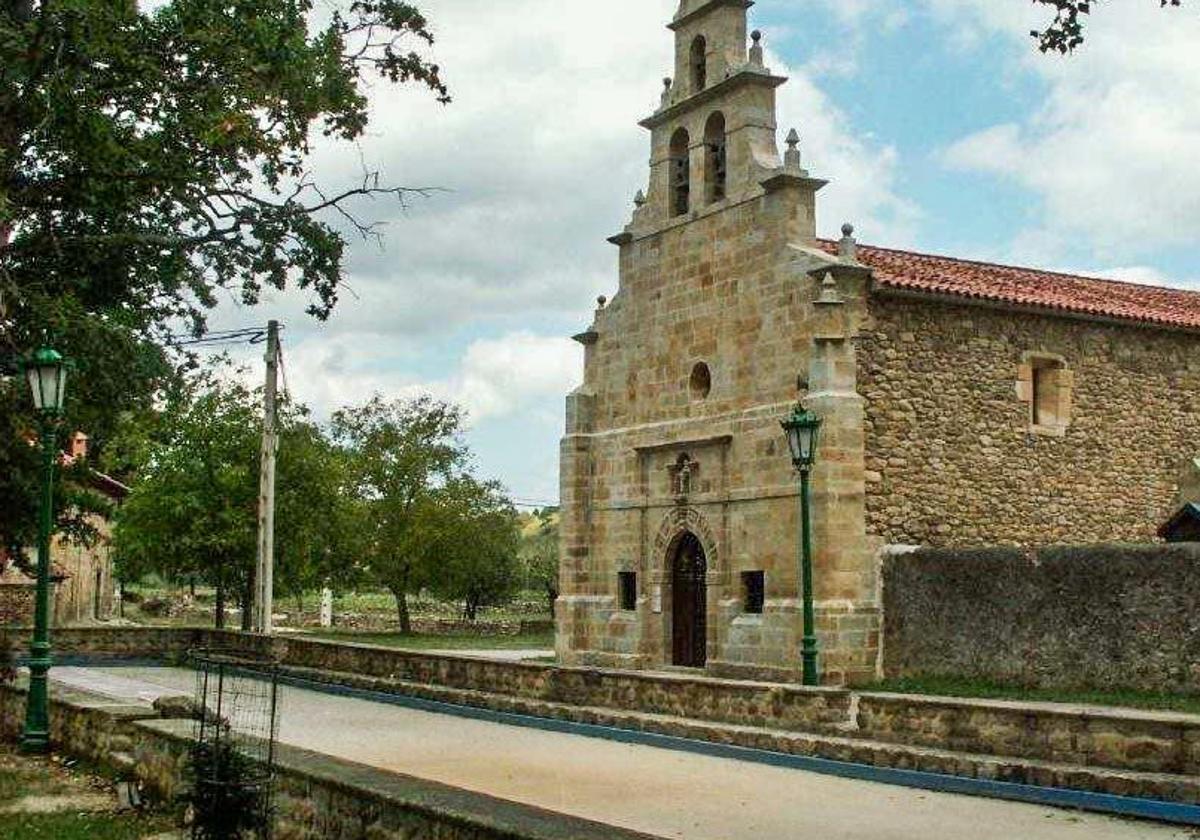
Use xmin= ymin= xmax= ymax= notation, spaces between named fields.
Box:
xmin=671 ymin=533 xmax=707 ymax=667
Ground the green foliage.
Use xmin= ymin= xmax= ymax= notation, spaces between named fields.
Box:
xmin=1033 ymin=0 xmax=1182 ymax=53
xmin=0 ymin=637 xmax=14 ymax=685
xmin=0 ymin=0 xmax=448 ymax=554
xmin=113 ymin=371 xmax=260 ymax=624
xmin=112 ymin=367 xmax=359 ymax=626
xmin=0 ymin=812 xmax=174 ymax=840
xmin=424 ymin=477 xmax=522 ymax=621
xmin=187 ymin=738 xmax=270 ymax=840
xmin=865 ymin=675 xmax=1200 ymax=716
xmin=331 ymin=395 xmax=468 ymax=631
xmin=520 ymin=507 xmax=559 ymax=614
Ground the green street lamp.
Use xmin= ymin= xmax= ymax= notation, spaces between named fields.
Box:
xmin=19 ymin=345 xmax=68 ymax=754
xmin=781 ymin=403 xmax=822 ymax=687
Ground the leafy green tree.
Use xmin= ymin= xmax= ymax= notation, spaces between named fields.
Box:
xmin=1033 ymin=0 xmax=1182 ymax=53
xmin=426 ymin=477 xmax=521 ymax=622
xmin=520 ymin=507 xmax=559 ymax=616
xmin=1 ymin=0 xmax=448 ymax=554
xmin=274 ymin=417 xmax=366 ymax=615
xmin=113 ymin=369 xmax=350 ymax=628
xmin=331 ymin=395 xmax=466 ymax=632
xmin=113 ymin=373 xmax=260 ymax=628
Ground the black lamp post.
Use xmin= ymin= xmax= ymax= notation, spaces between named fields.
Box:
xmin=781 ymin=403 xmax=822 ymax=686
xmin=20 ymin=345 xmax=67 ymax=754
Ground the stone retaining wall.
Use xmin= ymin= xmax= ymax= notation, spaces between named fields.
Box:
xmin=223 ymin=631 xmax=853 ymax=733
xmin=881 ymin=543 xmax=1200 ymax=694
xmin=7 ymin=627 xmax=1200 ymax=785
xmin=857 ymin=693 xmax=1200 ymax=777
xmin=0 ymin=680 xmax=654 ymax=840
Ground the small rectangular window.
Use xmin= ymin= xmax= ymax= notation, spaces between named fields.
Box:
xmin=618 ymin=571 xmax=637 ymax=611
xmin=742 ymin=571 xmax=765 ymax=615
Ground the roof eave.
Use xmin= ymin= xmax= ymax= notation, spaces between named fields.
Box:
xmin=871 ymin=283 xmax=1200 ymax=336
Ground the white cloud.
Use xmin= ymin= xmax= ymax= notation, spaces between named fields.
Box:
xmin=451 ymin=332 xmax=581 ymax=425
xmin=210 ymin=0 xmax=913 ymax=380
xmin=269 ymin=330 xmax=579 ymax=427
xmin=774 ymin=63 xmax=920 ymax=244
xmin=200 ymin=0 xmax=917 ymax=496
xmin=930 ymin=0 xmax=1200 ymax=264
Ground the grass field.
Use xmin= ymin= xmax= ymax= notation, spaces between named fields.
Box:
xmin=864 ymin=675 xmax=1200 ymax=716
xmin=119 ymin=583 xmax=553 ymax=631
xmin=302 ymin=628 xmax=555 ymax=651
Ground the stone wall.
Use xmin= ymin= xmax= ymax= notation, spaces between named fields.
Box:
xmin=857 ymin=693 xmax=1200 ymax=778
xmin=859 ymin=295 xmax=1200 ymax=547
xmin=0 ymin=679 xmax=656 ymax=840
xmin=881 ymin=543 xmax=1200 ymax=693
xmin=4 ymin=628 xmax=1200 ymax=801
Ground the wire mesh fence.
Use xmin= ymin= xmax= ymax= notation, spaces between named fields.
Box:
xmin=188 ymin=649 xmax=281 ymax=840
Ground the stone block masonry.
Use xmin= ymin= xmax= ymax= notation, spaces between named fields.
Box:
xmin=881 ymin=543 xmax=1200 ymax=694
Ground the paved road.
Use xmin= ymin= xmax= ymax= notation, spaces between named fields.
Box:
xmin=52 ymin=666 xmax=1194 ymax=840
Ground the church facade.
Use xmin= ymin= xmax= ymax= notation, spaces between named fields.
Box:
xmin=556 ymin=0 xmax=1200 ymax=684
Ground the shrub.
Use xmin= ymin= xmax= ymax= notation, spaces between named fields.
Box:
xmin=0 ymin=641 xmax=15 ymax=686
xmin=138 ymin=596 xmax=172 ymax=617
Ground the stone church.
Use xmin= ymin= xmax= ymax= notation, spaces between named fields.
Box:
xmin=556 ymin=0 xmax=1200 ymax=684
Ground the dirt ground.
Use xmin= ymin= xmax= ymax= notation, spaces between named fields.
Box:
xmin=0 ymin=740 xmax=175 ymax=839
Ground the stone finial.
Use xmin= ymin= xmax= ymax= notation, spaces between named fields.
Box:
xmin=661 ymin=77 xmax=673 ymax=108
xmin=816 ymin=271 xmax=844 ymax=306
xmin=784 ymin=128 xmax=802 ymax=169
xmin=597 ymin=295 xmax=608 ymax=309
xmin=634 ymin=189 xmax=646 ymax=208
xmin=839 ymin=222 xmax=857 ymax=260
xmin=750 ymin=30 xmax=764 ymax=67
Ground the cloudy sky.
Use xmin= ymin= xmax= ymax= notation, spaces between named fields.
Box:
xmin=206 ymin=0 xmax=1200 ymax=507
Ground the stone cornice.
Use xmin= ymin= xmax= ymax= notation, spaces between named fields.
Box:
xmin=668 ymin=0 xmax=754 ymax=31
xmin=634 ymin=434 xmax=733 ymax=455
xmin=639 ymin=70 xmax=785 ymax=130
xmin=760 ymin=171 xmax=828 ymax=195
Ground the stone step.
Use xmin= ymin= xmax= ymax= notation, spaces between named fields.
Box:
xmin=273 ymin=664 xmax=1200 ymax=806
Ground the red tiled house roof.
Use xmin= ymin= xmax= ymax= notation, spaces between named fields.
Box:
xmin=817 ymin=241 xmax=1200 ymax=331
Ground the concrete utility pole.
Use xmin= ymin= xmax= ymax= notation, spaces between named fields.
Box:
xmin=254 ymin=320 xmax=280 ymax=634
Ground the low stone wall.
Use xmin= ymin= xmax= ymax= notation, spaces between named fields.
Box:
xmin=882 ymin=543 xmax=1200 ymax=693
xmin=9 ymin=627 xmax=1200 ymax=789
xmin=857 ymin=692 xmax=1200 ymax=777
xmin=0 ymin=626 xmax=205 ymax=660
xmin=223 ymin=632 xmax=853 ymax=733
xmin=0 ymin=680 xmax=655 ymax=840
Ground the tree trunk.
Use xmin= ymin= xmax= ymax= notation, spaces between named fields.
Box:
xmin=240 ymin=576 xmax=253 ymax=632
xmin=546 ymin=585 xmax=558 ymax=618
xmin=464 ymin=594 xmax=479 ymax=622
xmin=393 ymin=588 xmax=411 ymax=634
xmin=294 ymin=591 xmax=304 ymax=621
xmin=214 ymin=581 xmax=226 ymax=629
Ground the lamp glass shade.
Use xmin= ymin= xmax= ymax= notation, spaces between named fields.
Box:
xmin=781 ymin=405 xmax=821 ymax=468
xmin=24 ymin=347 xmax=67 ymax=414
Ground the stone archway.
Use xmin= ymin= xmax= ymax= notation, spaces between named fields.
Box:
xmin=652 ymin=506 xmax=720 ymax=569
xmin=653 ymin=507 xmax=720 ymax=668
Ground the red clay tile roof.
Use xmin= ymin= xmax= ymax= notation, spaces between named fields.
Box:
xmin=816 ymin=240 xmax=1200 ymax=331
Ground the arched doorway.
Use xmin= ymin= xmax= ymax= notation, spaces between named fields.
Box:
xmin=671 ymin=532 xmax=707 ymax=667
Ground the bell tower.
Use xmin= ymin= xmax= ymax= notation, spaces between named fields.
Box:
xmin=617 ymin=0 xmax=826 ymax=241
xmin=559 ymin=0 xmax=875 ymax=685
